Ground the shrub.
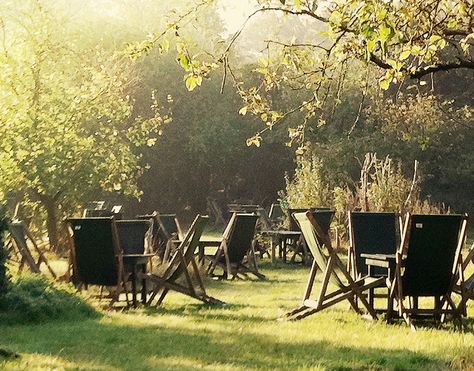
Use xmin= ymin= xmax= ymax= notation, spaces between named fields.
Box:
xmin=0 ymin=275 xmax=98 ymax=324
xmin=280 ymin=153 xmax=333 ymax=210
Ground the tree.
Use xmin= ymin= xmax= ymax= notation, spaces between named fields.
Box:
xmin=131 ymin=0 xmax=473 ymax=148
xmin=0 ymin=1 xmax=164 ymax=251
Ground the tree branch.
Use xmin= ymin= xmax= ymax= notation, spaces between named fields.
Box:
xmin=410 ymin=59 xmax=474 ymax=79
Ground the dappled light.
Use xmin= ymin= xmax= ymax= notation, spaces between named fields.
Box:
xmin=1 ymin=0 xmax=474 ymax=369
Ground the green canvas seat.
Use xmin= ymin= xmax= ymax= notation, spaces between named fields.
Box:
xmin=144 ymin=215 xmax=224 ymax=306
xmin=8 ymin=221 xmax=57 ymax=278
xmin=348 ymin=211 xmax=400 ymax=278
xmin=269 ymin=203 xmax=284 ymax=225
xmin=137 ymin=212 xmax=183 ymax=261
xmin=67 ymin=217 xmax=128 ymax=305
xmin=285 ymin=211 xmax=384 ymax=321
xmin=387 ymin=213 xmax=468 ymax=328
xmin=206 ymin=213 xmax=265 ymax=280
xmin=116 ymin=220 xmax=152 ymax=255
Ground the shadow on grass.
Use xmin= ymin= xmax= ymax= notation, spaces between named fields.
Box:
xmin=143 ymin=304 xmax=272 ymax=323
xmin=0 ymin=317 xmax=459 ymax=370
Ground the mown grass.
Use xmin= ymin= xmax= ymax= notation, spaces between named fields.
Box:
xmin=1 ymin=260 xmax=473 ymax=370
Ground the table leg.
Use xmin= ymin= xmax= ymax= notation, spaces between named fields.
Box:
xmin=131 ymin=265 xmax=137 ymax=308
xmin=141 ymin=263 xmax=147 ymax=305
xmin=271 ymin=237 xmax=275 ymax=265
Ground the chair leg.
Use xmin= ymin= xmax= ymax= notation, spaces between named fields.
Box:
xmin=156 ymin=288 xmax=169 ymax=306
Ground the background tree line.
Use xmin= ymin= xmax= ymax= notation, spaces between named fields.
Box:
xmin=0 ymin=0 xmax=472 ymax=252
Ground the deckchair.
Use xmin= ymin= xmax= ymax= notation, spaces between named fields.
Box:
xmin=8 ymin=221 xmax=57 ymax=278
xmin=144 ymin=215 xmax=224 ymax=306
xmin=286 ymin=208 xmax=333 ymax=264
xmin=348 ymin=212 xmax=400 ymax=278
xmin=206 ymin=213 xmax=265 ymax=280
xmin=457 ymin=243 xmax=474 ymax=315
xmin=386 ymin=213 xmax=468 ymax=328
xmin=116 ymin=220 xmax=152 ymax=255
xmin=67 ymin=217 xmax=129 ymax=305
xmin=285 ymin=211 xmax=385 ymax=321
xmin=269 ymin=203 xmax=284 ymax=225
xmin=136 ymin=212 xmax=183 ymax=260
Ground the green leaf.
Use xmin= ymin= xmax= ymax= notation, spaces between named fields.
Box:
xmin=378 ymin=24 xmax=392 ymax=43
xmin=185 ymin=75 xmax=198 ymax=91
xmin=399 ymin=50 xmax=411 ymax=61
xmin=178 ymin=53 xmax=191 ymax=70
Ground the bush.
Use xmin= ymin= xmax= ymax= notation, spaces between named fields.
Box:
xmin=0 ymin=275 xmax=98 ymax=324
xmin=280 ymin=153 xmax=333 ymax=210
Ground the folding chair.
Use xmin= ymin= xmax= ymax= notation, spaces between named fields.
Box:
xmin=348 ymin=212 xmax=400 ymax=278
xmin=8 ymin=221 xmax=57 ymax=279
xmin=67 ymin=217 xmax=129 ymax=306
xmin=116 ymin=220 xmax=152 ymax=255
xmin=269 ymin=203 xmax=284 ymax=226
xmin=144 ymin=215 xmax=224 ymax=306
xmin=286 ymin=208 xmax=333 ymax=264
xmin=386 ymin=213 xmax=468 ymax=329
xmin=136 ymin=212 xmax=183 ymax=261
xmin=206 ymin=213 xmax=265 ymax=280
xmin=285 ymin=210 xmax=385 ymax=321
xmin=457 ymin=243 xmax=474 ymax=315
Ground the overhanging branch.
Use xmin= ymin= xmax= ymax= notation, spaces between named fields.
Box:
xmin=410 ymin=60 xmax=474 ymax=79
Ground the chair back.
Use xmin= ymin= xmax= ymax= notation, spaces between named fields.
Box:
xmin=116 ymin=219 xmax=151 ymax=255
xmin=224 ymin=213 xmax=258 ymax=264
xmin=293 ymin=211 xmax=342 ymax=287
xmin=269 ymin=203 xmax=284 ymax=223
xmin=349 ymin=212 xmax=399 ymax=277
xmin=401 ymin=214 xmax=467 ymax=297
xmin=157 ymin=214 xmax=182 ymax=239
xmin=166 ymin=215 xmax=208 ymax=281
xmin=288 ymin=207 xmax=331 ymax=231
xmin=67 ymin=217 xmax=121 ymax=286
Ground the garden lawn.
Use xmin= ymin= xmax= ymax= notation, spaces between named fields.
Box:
xmin=1 ymin=261 xmax=473 ymax=371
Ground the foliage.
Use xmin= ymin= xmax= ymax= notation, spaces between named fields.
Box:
xmin=364 ymin=94 xmax=474 ymax=210
xmin=280 ymin=152 xmax=332 ymax=210
xmin=0 ymin=1 xmax=167 ymax=249
xmin=0 ymin=275 xmax=97 ymax=324
xmin=134 ymin=1 xmax=474 ymax=149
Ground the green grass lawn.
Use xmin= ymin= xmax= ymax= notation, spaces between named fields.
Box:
xmin=1 ymin=260 xmax=473 ymax=371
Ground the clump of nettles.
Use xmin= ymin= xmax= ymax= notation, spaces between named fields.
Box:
xmin=0 ymin=275 xmax=99 ymax=324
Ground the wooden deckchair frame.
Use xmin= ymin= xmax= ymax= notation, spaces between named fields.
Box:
xmin=67 ymin=217 xmax=129 ymax=306
xmin=206 ymin=213 xmax=265 ymax=280
xmin=387 ymin=213 xmax=468 ymax=329
xmin=8 ymin=221 xmax=57 ymax=279
xmin=457 ymin=243 xmax=474 ymax=315
xmin=144 ymin=215 xmax=224 ymax=306
xmin=285 ymin=211 xmax=384 ymax=321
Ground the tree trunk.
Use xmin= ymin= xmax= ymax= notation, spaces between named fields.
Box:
xmin=42 ymin=196 xmax=60 ymax=253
